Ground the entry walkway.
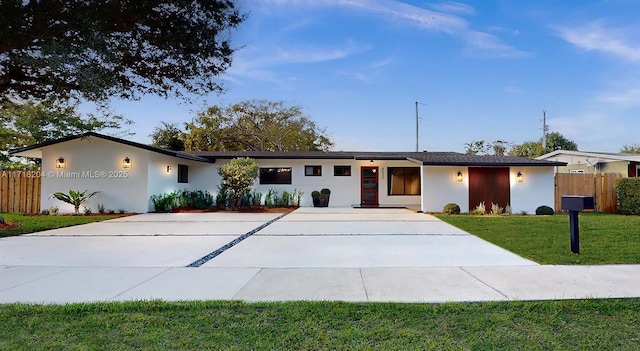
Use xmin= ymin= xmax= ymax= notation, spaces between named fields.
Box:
xmin=0 ymin=208 xmax=639 ymax=304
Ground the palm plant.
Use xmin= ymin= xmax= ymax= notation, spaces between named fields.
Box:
xmin=50 ymin=190 xmax=101 ymax=215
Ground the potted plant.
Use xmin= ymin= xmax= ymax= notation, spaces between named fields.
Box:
xmin=311 ymin=190 xmax=321 ymax=207
xmin=319 ymin=188 xmax=331 ymax=207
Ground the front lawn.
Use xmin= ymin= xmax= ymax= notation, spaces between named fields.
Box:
xmin=438 ymin=213 xmax=640 ymax=265
xmin=0 ymin=212 xmax=123 ymax=237
xmin=1 ymin=299 xmax=640 ymax=350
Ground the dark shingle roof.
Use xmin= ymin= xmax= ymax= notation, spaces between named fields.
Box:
xmin=9 ymin=132 xmax=213 ymax=163
xmin=192 ymin=150 xmax=565 ymax=166
xmin=10 ymin=132 xmax=566 ymax=167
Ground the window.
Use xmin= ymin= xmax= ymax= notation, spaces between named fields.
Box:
xmin=388 ymin=167 xmax=420 ymax=195
xmin=177 ymin=164 xmax=189 ymax=183
xmin=334 ymin=165 xmax=351 ymax=176
xmin=305 ymin=165 xmax=322 ymax=176
xmin=260 ymin=167 xmax=292 ymax=184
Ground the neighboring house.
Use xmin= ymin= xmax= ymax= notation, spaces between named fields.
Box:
xmin=10 ymin=132 xmax=565 ymax=214
xmin=537 ymin=150 xmax=640 ymax=177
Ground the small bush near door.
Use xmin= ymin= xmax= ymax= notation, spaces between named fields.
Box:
xmin=535 ymin=205 xmax=554 ymax=215
xmin=442 ymin=203 xmax=461 ymax=214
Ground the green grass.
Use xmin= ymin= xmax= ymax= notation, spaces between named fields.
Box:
xmin=0 ymin=212 xmax=122 ymax=237
xmin=438 ymin=213 xmax=640 ymax=265
xmin=1 ymin=299 xmax=639 ymax=350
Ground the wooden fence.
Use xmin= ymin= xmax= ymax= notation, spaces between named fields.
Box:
xmin=0 ymin=170 xmax=41 ymax=214
xmin=554 ymin=173 xmax=621 ymax=213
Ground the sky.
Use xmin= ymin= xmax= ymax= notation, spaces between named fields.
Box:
xmin=101 ymin=0 xmax=640 ymax=153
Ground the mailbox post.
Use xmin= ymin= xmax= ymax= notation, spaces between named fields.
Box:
xmin=561 ymin=196 xmax=594 ymax=254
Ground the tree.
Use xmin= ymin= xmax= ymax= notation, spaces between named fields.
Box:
xmin=150 ymin=122 xmax=186 ymax=151
xmin=184 ymin=100 xmax=334 ymax=151
xmin=464 ymin=140 xmax=488 ymax=155
xmin=0 ymin=101 xmax=133 ymax=165
xmin=50 ymin=189 xmax=100 ymax=215
xmin=620 ymin=144 xmax=640 ymax=154
xmin=508 ymin=141 xmax=545 ymax=158
xmin=217 ymin=157 xmax=259 ymax=208
xmin=509 ymin=132 xmax=578 ymax=158
xmin=0 ymin=1 xmax=245 ymax=105
xmin=464 ymin=140 xmax=510 ymax=155
xmin=545 ymin=132 xmax=578 ymax=152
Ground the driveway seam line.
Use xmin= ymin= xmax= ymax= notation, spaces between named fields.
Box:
xmin=186 ymin=212 xmax=291 ymax=268
xmin=109 ymin=267 xmax=173 ymax=300
xmin=459 ymin=266 xmax=509 ymax=299
xmin=359 ymin=268 xmax=370 ymax=302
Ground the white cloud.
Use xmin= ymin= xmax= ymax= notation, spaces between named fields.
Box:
xmin=556 ymin=21 xmax=640 ymax=61
xmin=427 ymin=1 xmax=475 ymax=15
xmin=599 ymin=88 xmax=640 ymax=108
xmin=261 ymin=0 xmax=526 ymax=57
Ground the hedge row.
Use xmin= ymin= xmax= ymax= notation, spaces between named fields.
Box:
xmin=616 ymin=177 xmax=640 ymax=215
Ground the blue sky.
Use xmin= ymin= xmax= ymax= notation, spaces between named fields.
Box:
xmin=106 ymin=0 xmax=640 ymax=153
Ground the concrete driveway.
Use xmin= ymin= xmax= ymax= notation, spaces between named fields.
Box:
xmin=1 ymin=208 xmax=639 ymax=304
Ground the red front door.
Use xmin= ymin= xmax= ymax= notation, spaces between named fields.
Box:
xmin=361 ymin=167 xmax=379 ymax=205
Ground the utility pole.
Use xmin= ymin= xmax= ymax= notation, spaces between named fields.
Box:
xmin=415 ymin=102 xmax=425 ymax=152
xmin=542 ymin=110 xmax=549 ymax=150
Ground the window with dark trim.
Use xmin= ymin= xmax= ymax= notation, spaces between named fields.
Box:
xmin=305 ymin=165 xmax=322 ymax=176
xmin=388 ymin=167 xmax=420 ymax=195
xmin=259 ymin=167 xmax=292 ymax=184
xmin=177 ymin=164 xmax=189 ymax=183
xmin=334 ymin=165 xmax=351 ymax=176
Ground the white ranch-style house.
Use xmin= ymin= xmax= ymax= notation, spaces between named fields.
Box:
xmin=10 ymin=132 xmax=566 ymax=214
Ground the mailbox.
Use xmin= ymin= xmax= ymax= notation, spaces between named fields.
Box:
xmin=561 ymin=195 xmax=594 ymax=254
xmin=561 ymin=196 xmax=594 ymax=212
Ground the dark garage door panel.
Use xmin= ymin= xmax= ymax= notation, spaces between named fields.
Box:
xmin=468 ymin=167 xmax=510 ymax=212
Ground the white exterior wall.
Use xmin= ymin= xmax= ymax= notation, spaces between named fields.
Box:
xmin=41 ymin=137 xmax=149 ymax=213
xmin=509 ymin=166 xmax=555 ymax=214
xmin=421 ymin=166 xmax=468 ymax=213
xmin=212 ymin=158 xmax=422 ymax=207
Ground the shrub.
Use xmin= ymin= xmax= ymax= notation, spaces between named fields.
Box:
xmin=470 ymin=201 xmax=486 ymax=215
xmin=108 ymin=209 xmax=115 ymax=214
xmin=40 ymin=209 xmax=50 ymax=215
xmin=291 ymin=189 xmax=304 ymax=206
xmin=97 ymin=203 xmax=105 ymax=213
xmin=535 ymin=205 xmax=554 ymax=215
xmin=320 ymin=188 xmax=331 ymax=195
xmin=117 ymin=208 xmax=126 ymax=214
xmin=442 ymin=203 xmax=461 ymax=214
xmin=490 ymin=202 xmax=503 ymax=215
xmin=150 ymin=193 xmax=176 ymax=212
xmin=311 ymin=191 xmax=320 ymax=198
xmin=83 ymin=206 xmax=92 ymax=215
xmin=50 ymin=190 xmax=100 ymax=215
xmin=217 ymin=157 xmax=259 ymax=208
xmin=504 ymin=204 xmax=512 ymax=215
xmin=279 ymin=191 xmax=290 ymax=207
xmin=0 ymin=216 xmax=4 ymax=224
xmin=616 ymin=177 xmax=640 ymax=215
xmin=48 ymin=206 xmax=59 ymax=215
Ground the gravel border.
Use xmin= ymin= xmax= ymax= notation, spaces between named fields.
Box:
xmin=186 ymin=212 xmax=290 ymax=268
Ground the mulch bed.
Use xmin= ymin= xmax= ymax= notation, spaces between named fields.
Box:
xmin=165 ymin=206 xmax=298 ymax=214
xmin=0 ymin=222 xmax=20 ymax=230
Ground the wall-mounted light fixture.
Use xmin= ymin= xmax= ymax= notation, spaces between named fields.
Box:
xmin=456 ymin=170 xmax=463 ymax=182
xmin=166 ymin=165 xmax=173 ymax=173
xmin=56 ymin=157 xmax=65 ymax=169
xmin=369 ymin=159 xmax=374 ymax=165
xmin=516 ymin=171 xmax=524 ymax=183
xmin=122 ymin=157 xmax=131 ymax=169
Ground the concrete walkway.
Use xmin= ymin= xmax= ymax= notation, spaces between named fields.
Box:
xmin=1 ymin=208 xmax=639 ymax=304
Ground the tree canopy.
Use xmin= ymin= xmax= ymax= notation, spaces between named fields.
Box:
xmin=509 ymin=132 xmax=578 ymax=158
xmin=1 ymin=101 xmax=132 ymax=166
xmin=0 ymin=0 xmax=245 ymax=105
xmin=181 ymin=100 xmax=334 ymax=152
xmin=620 ymin=144 xmax=640 ymax=154
xmin=150 ymin=122 xmax=185 ymax=151
xmin=464 ymin=140 xmax=510 ymax=156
